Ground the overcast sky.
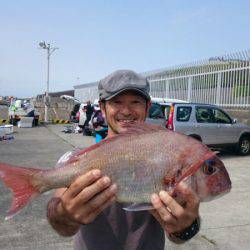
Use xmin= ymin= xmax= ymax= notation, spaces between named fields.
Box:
xmin=1 ymin=0 xmax=250 ymax=97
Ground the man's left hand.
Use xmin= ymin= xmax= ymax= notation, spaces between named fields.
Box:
xmin=150 ymin=182 xmax=200 ymax=234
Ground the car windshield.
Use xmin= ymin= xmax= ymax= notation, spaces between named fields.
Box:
xmin=148 ymin=103 xmax=164 ymax=118
xmin=148 ymin=103 xmax=171 ymax=120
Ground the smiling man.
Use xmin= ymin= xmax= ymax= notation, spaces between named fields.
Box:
xmin=98 ymin=70 xmax=151 ymax=135
xmin=47 ymin=70 xmax=200 ymax=250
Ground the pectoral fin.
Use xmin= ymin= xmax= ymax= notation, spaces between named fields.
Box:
xmin=123 ymin=203 xmax=154 ymax=211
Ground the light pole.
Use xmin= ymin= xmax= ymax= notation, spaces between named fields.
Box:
xmin=39 ymin=41 xmax=58 ymax=123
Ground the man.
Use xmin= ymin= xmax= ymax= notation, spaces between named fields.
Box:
xmin=83 ymin=101 xmax=94 ymax=129
xmin=47 ymin=70 xmax=200 ymax=249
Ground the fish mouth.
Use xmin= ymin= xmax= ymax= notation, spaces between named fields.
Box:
xmin=202 ymin=186 xmax=231 ymax=202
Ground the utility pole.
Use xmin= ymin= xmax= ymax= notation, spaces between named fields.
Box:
xmin=39 ymin=41 xmax=58 ymax=123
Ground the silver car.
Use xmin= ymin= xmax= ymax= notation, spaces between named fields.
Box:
xmin=147 ymin=101 xmax=250 ymax=155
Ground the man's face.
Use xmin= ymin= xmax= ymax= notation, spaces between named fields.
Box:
xmin=100 ymin=91 xmax=151 ymax=136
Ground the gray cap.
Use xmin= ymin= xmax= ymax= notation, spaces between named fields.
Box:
xmin=98 ymin=70 xmax=151 ymax=101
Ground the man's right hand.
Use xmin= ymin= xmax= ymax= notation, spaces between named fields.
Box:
xmin=48 ymin=169 xmax=117 ymax=236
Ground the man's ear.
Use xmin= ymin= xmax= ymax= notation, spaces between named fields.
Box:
xmin=146 ymin=101 xmax=152 ymax=114
xmin=99 ymin=101 xmax=106 ymax=118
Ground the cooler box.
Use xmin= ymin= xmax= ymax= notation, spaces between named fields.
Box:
xmin=0 ymin=125 xmax=14 ymax=135
xmin=17 ymin=117 xmax=34 ymax=128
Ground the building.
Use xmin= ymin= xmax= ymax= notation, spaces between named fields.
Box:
xmin=74 ymin=82 xmax=99 ymax=103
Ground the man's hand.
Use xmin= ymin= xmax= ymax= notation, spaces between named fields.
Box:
xmin=47 ymin=169 xmax=117 ymax=236
xmin=150 ymin=182 xmax=199 ymax=235
xmin=59 ymin=169 xmax=117 ymax=224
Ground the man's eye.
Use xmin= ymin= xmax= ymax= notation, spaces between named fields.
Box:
xmin=132 ymin=101 xmax=143 ymax=105
xmin=112 ymin=100 xmax=122 ymax=105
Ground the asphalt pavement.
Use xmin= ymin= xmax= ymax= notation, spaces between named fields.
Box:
xmin=0 ymin=125 xmax=94 ymax=250
xmin=0 ymin=124 xmax=249 ymax=250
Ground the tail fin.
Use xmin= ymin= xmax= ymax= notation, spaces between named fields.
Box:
xmin=0 ymin=162 xmax=42 ymax=220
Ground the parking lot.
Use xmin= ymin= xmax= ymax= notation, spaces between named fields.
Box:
xmin=0 ymin=125 xmax=250 ymax=249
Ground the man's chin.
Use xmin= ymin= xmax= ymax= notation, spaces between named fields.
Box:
xmin=117 ymin=121 xmax=136 ymax=130
xmin=116 ymin=126 xmax=129 ymax=133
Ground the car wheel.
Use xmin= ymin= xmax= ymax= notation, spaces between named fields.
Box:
xmin=237 ymin=136 xmax=250 ymax=156
xmin=189 ymin=135 xmax=202 ymax=142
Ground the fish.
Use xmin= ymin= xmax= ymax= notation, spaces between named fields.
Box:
xmin=0 ymin=123 xmax=231 ymax=219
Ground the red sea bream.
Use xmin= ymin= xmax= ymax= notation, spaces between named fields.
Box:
xmin=0 ymin=123 xmax=231 ymax=219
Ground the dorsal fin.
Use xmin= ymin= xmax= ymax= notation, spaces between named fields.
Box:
xmin=57 ymin=134 xmax=128 ymax=167
xmin=119 ymin=122 xmax=167 ymax=135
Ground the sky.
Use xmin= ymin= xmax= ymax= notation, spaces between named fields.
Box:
xmin=1 ymin=0 xmax=250 ymax=98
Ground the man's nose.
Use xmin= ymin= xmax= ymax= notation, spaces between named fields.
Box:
xmin=120 ymin=104 xmax=132 ymax=115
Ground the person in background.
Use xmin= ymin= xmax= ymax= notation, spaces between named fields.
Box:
xmin=82 ymin=101 xmax=94 ymax=136
xmin=77 ymin=104 xmax=87 ymax=128
xmin=83 ymin=101 xmax=94 ymax=128
xmin=47 ymin=70 xmax=200 ymax=250
xmin=91 ymin=106 xmax=108 ymax=142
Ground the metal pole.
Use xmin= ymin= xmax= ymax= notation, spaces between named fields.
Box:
xmin=165 ymin=79 xmax=169 ymax=98
xmin=216 ymin=72 xmax=222 ymax=105
xmin=187 ymin=76 xmax=192 ymax=102
xmin=47 ymin=45 xmax=50 ymax=95
xmin=44 ymin=45 xmax=50 ymax=123
xmin=39 ymin=41 xmax=58 ymax=123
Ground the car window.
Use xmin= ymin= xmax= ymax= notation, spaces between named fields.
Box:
xmin=148 ymin=103 xmax=164 ymax=118
xmin=212 ymin=108 xmax=231 ymax=124
xmin=196 ymin=107 xmax=214 ymax=123
xmin=177 ymin=106 xmax=192 ymax=122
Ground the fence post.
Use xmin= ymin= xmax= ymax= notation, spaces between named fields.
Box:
xmin=187 ymin=76 xmax=192 ymax=102
xmin=165 ymin=79 xmax=169 ymax=98
xmin=216 ymin=73 xmax=222 ymax=105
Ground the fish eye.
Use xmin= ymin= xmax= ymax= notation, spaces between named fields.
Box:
xmin=203 ymin=160 xmax=217 ymax=175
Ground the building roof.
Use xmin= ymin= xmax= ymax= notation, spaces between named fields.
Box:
xmin=36 ymin=89 xmax=74 ymax=98
xmin=73 ymin=81 xmax=98 ymax=89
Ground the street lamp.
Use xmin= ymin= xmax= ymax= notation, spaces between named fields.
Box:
xmin=39 ymin=41 xmax=58 ymax=123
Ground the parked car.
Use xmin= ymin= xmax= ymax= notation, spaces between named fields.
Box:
xmin=147 ymin=100 xmax=250 ymax=155
xmin=60 ymin=95 xmax=82 ymax=123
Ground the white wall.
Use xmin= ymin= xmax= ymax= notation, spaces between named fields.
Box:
xmin=74 ymin=85 xmax=99 ymax=103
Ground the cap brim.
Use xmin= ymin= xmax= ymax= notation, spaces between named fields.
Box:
xmin=104 ymin=87 xmax=151 ymax=101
